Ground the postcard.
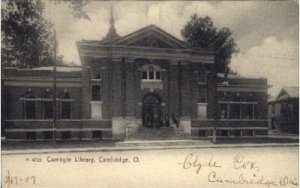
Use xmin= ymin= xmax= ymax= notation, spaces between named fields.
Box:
xmin=1 ymin=1 xmax=299 ymax=187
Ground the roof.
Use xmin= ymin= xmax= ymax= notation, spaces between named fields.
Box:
xmin=275 ymin=87 xmax=299 ymax=101
xmin=283 ymin=87 xmax=299 ymax=98
xmin=31 ymin=66 xmax=82 ymax=72
xmin=80 ymin=24 xmax=212 ymax=52
xmin=109 ymin=24 xmax=189 ymax=48
xmin=3 ymin=66 xmax=82 ymax=72
xmin=217 ymin=73 xmax=266 ymax=80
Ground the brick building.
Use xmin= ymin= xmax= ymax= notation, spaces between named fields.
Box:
xmin=1 ymin=19 xmax=269 ymax=141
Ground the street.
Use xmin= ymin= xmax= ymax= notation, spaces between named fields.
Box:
xmin=2 ymin=146 xmax=298 ymax=188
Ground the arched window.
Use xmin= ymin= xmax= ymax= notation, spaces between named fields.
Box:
xmin=42 ymin=89 xmax=53 ymax=119
xmin=140 ymin=64 xmax=162 ymax=82
xmin=60 ymin=90 xmax=71 ymax=119
xmin=23 ymin=89 xmax=36 ymax=119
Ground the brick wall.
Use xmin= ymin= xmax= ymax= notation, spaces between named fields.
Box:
xmin=3 ymin=86 xmax=82 ymax=120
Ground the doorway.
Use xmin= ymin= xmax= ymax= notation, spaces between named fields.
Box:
xmin=142 ymin=93 xmax=162 ymax=128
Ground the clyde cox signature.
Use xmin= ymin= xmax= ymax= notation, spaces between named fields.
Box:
xmin=179 ymin=153 xmax=222 ymax=174
xmin=180 ymin=153 xmax=260 ymax=174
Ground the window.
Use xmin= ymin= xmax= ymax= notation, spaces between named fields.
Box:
xmin=234 ymin=130 xmax=242 ymax=136
xmin=60 ymin=90 xmax=71 ymax=119
xmin=155 ymin=72 xmax=161 ymax=80
xmin=42 ymin=90 xmax=53 ymax=119
xmin=25 ymin=101 xmax=36 ymax=119
xmin=149 ymin=71 xmax=154 ymax=79
xmin=92 ymin=85 xmax=101 ymax=101
xmin=142 ymin=71 xmax=147 ymax=79
xmin=219 ymin=102 xmax=256 ymax=120
xmin=61 ymin=131 xmax=71 ymax=140
xmin=219 ymin=104 xmax=228 ymax=119
xmin=95 ymin=73 xmax=101 ymax=79
xmin=92 ymin=131 xmax=102 ymax=139
xmin=43 ymin=101 xmax=53 ymax=119
xmin=61 ymin=102 xmax=71 ymax=119
xmin=43 ymin=131 xmax=53 ymax=140
xmin=198 ymin=66 xmax=206 ymax=83
xmin=242 ymin=104 xmax=253 ymax=119
xmin=197 ymin=86 xmax=207 ymax=103
xmin=229 ymin=104 xmax=240 ymax=119
xmin=27 ymin=132 xmax=36 ymax=140
xmin=140 ymin=64 xmax=162 ymax=81
xmin=217 ymin=130 xmax=229 ymax=136
xmin=23 ymin=89 xmax=36 ymax=119
xmin=198 ymin=130 xmax=207 ymax=137
xmin=242 ymin=130 xmax=253 ymax=136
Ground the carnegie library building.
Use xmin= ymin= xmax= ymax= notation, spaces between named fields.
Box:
xmin=1 ymin=17 xmax=269 ymax=141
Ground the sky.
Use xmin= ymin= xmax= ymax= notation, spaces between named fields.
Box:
xmin=44 ymin=1 xmax=299 ymax=98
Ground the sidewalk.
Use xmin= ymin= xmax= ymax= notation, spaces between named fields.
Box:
xmin=2 ymin=137 xmax=299 ymax=155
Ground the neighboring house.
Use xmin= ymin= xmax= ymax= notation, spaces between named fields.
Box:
xmin=1 ymin=15 xmax=269 ymax=141
xmin=268 ymin=87 xmax=299 ymax=134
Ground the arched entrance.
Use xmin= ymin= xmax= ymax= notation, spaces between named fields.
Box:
xmin=142 ymin=93 xmax=162 ymax=128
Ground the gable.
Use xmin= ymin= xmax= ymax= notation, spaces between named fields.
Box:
xmin=112 ymin=25 xmax=188 ymax=49
xmin=276 ymin=87 xmax=299 ymax=101
xmin=126 ymin=34 xmax=179 ymax=48
xmin=276 ymin=90 xmax=289 ymax=100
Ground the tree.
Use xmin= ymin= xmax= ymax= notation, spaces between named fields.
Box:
xmin=1 ymin=0 xmax=90 ymax=68
xmin=68 ymin=0 xmax=90 ymax=20
xmin=181 ymin=15 xmax=238 ymax=73
xmin=1 ymin=0 xmax=56 ymax=68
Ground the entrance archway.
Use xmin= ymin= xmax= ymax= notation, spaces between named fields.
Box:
xmin=142 ymin=93 xmax=162 ymax=128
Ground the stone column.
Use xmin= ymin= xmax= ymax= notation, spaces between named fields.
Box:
xmin=125 ymin=58 xmax=136 ymax=118
xmin=180 ymin=62 xmax=192 ymax=134
xmin=111 ymin=57 xmax=126 ymax=140
xmin=207 ymin=65 xmax=217 ymax=120
xmin=191 ymin=64 xmax=199 ymax=119
xmin=101 ymin=58 xmax=111 ymax=119
xmin=81 ymin=57 xmax=92 ymax=119
xmin=169 ymin=60 xmax=180 ymax=116
xmin=111 ymin=57 xmax=123 ymax=118
xmin=180 ymin=62 xmax=192 ymax=117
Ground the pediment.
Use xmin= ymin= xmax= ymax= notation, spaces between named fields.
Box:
xmin=112 ymin=25 xmax=188 ymax=49
xmin=127 ymin=34 xmax=176 ymax=48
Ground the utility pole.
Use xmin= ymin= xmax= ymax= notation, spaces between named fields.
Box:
xmin=212 ymin=58 xmax=218 ymax=144
xmin=52 ymin=31 xmax=57 ymax=145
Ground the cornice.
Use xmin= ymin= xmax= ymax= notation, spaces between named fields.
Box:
xmin=78 ymin=45 xmax=214 ymax=64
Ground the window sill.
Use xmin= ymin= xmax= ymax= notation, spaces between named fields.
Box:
xmin=141 ymin=80 xmax=162 ymax=83
xmin=91 ymin=79 xmax=101 ymax=82
xmin=197 ymin=102 xmax=208 ymax=105
xmin=90 ymin=101 xmax=102 ymax=103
